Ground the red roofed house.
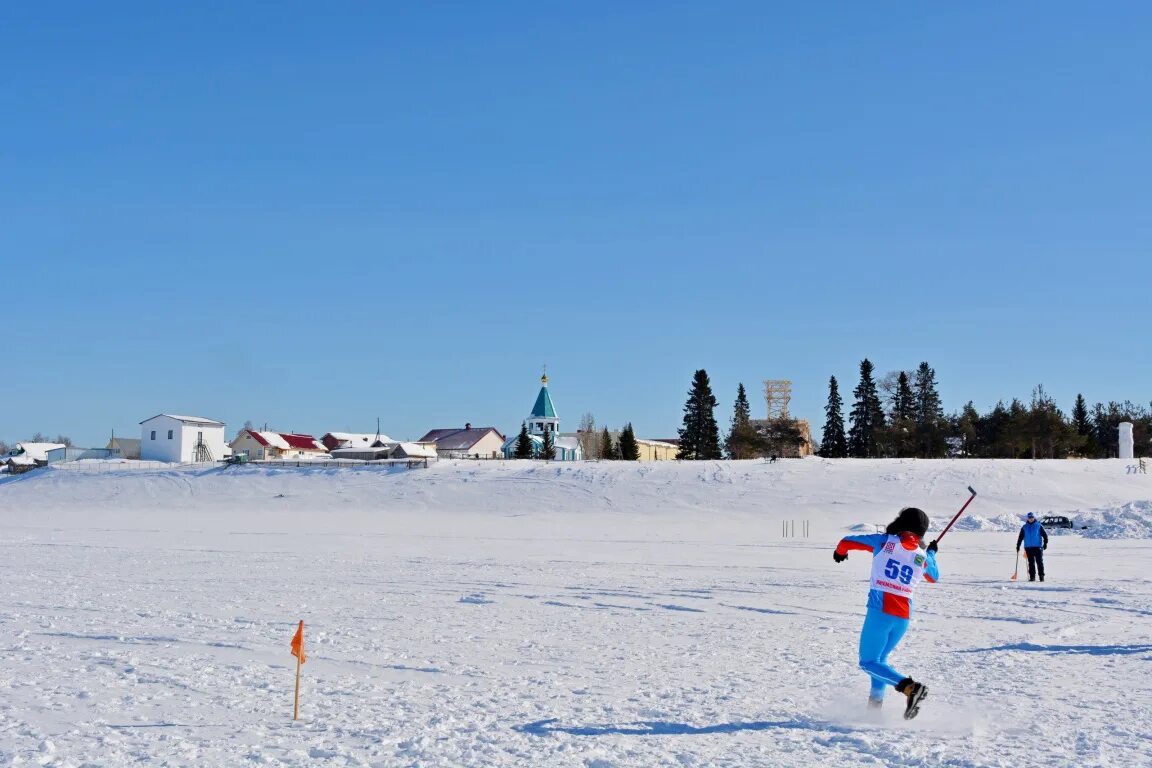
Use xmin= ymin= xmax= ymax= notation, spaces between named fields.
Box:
xmin=229 ymin=429 xmax=328 ymax=461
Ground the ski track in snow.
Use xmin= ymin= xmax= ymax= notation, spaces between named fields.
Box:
xmin=1 ymin=458 xmax=1150 ymax=766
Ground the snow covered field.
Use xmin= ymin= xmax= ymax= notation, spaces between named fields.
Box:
xmin=1 ymin=458 xmax=1150 ymax=767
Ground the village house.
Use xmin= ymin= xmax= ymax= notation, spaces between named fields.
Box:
xmin=229 ymin=429 xmax=327 ymax=460
xmin=320 ymin=432 xmax=395 ymax=452
xmin=419 ymin=424 xmax=505 ymax=459
xmin=4 ymin=442 xmax=66 ymax=474
xmin=635 ymin=438 xmax=680 ymax=461
xmin=105 ymin=436 xmax=141 ymax=460
xmin=329 ymin=440 xmax=436 ymax=461
xmin=139 ymin=414 xmax=228 ymax=463
xmin=390 ymin=442 xmax=439 ymax=460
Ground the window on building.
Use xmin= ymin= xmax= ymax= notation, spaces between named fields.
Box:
xmin=151 ymin=431 xmax=156 ymax=440
xmin=168 ymin=430 xmax=174 ymax=439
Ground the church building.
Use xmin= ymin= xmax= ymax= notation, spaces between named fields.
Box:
xmin=502 ymin=373 xmax=583 ymax=460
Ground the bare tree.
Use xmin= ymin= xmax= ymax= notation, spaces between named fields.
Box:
xmin=54 ymin=435 xmax=74 ymax=447
xmin=0 ymin=440 xmax=9 ymax=455
xmin=30 ymin=432 xmax=49 ymax=443
xmin=577 ymin=413 xmax=598 ymax=459
xmin=877 ymin=371 xmax=903 ymax=400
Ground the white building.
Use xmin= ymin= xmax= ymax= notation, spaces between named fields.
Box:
xmin=140 ymin=414 xmax=227 ymax=463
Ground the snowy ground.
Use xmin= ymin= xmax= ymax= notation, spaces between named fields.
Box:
xmin=1 ymin=458 xmax=1150 ymax=767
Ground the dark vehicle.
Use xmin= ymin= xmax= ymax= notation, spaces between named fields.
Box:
xmin=1040 ymin=515 xmax=1075 ymax=529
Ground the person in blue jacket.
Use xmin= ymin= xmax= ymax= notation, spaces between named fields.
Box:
xmin=1016 ymin=512 xmax=1049 ymax=582
xmin=834 ymin=507 xmax=939 ymax=719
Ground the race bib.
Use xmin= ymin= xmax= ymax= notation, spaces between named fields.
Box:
xmin=868 ymin=535 xmax=927 ymax=598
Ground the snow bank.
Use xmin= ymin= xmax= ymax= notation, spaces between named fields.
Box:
xmin=1 ymin=456 xmax=1149 ymax=538
xmin=1077 ymin=500 xmax=1152 ymax=539
xmin=952 ymin=501 xmax=1152 ymax=539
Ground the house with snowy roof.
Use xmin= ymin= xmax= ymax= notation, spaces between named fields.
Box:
xmin=4 ymin=442 xmax=67 ymax=473
xmin=140 ymin=414 xmax=227 ymax=463
xmin=320 ymin=432 xmax=394 ymax=452
xmin=105 ymin=436 xmax=141 ymax=460
xmin=502 ymin=373 xmax=583 ymax=461
xmin=418 ymin=424 xmax=506 ymax=459
xmin=230 ymin=429 xmax=328 ymax=461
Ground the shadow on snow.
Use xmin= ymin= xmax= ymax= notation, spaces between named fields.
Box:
xmin=516 ymin=718 xmax=816 ymax=737
xmin=955 ymin=642 xmax=1152 ymax=656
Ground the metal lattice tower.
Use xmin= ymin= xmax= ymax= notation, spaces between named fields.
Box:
xmin=763 ymin=380 xmax=792 ymax=420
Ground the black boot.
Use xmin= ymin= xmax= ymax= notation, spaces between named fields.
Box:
xmin=896 ymin=677 xmax=928 ymax=720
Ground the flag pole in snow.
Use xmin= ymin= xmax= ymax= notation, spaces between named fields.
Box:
xmin=290 ymin=620 xmax=306 ymax=720
xmin=934 ymin=486 xmax=978 ymax=543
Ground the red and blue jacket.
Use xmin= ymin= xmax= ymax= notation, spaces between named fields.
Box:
xmin=835 ymin=532 xmax=939 ymax=619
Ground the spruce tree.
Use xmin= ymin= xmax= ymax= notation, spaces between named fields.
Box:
xmin=726 ymin=383 xmax=761 ymax=459
xmin=912 ymin=362 xmax=945 ymax=457
xmin=913 ymin=362 xmax=943 ymax=424
xmin=513 ymin=423 xmax=534 ymax=459
xmin=818 ymin=376 xmax=847 ymax=458
xmin=541 ymin=427 xmax=555 ymax=461
xmin=599 ymin=427 xmax=617 ymax=460
xmin=847 ymin=359 xmax=886 ymax=457
xmin=1072 ymin=394 xmax=1091 ymax=435
xmin=1071 ymin=393 xmax=1093 ymax=456
xmin=892 ymin=372 xmax=915 ymax=422
xmin=677 ymin=369 xmax=721 ymax=460
xmin=884 ymin=371 xmax=917 ymax=457
xmin=618 ymin=423 xmax=640 ymax=461
xmin=955 ymin=401 xmax=981 ymax=457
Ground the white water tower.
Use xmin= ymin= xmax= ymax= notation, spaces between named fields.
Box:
xmin=1119 ymin=421 xmax=1135 ymax=459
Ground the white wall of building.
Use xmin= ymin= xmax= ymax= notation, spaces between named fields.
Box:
xmin=141 ymin=415 xmax=227 ymax=463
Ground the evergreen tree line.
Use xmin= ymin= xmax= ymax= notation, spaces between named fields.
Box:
xmin=819 ymin=359 xmax=1151 ymax=459
xmin=676 ymin=370 xmax=806 ymax=460
xmin=512 ymin=422 xmax=640 ymax=460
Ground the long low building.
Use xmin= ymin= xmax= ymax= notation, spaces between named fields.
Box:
xmin=329 ymin=441 xmax=437 ymax=461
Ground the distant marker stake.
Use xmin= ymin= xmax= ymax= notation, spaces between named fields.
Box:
xmin=290 ymin=620 xmax=306 ymax=720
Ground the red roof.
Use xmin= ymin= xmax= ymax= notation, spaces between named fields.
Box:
xmin=241 ymin=429 xmax=322 ymax=451
xmin=282 ymin=433 xmax=321 ymax=450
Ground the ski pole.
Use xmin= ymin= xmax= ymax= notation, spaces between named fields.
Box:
xmin=933 ymin=486 xmax=977 ymax=543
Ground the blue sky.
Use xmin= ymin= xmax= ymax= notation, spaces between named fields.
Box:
xmin=2 ymin=2 xmax=1150 ymax=447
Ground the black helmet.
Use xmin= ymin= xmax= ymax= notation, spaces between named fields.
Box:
xmin=886 ymin=507 xmax=930 ymax=538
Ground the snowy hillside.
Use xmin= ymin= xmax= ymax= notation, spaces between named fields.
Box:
xmin=1 ymin=458 xmax=1150 ymax=766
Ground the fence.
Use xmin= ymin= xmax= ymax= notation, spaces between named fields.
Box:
xmin=248 ymin=458 xmax=431 ymax=469
xmin=48 ymin=460 xmax=197 ymax=472
xmin=44 ymin=457 xmax=433 ymax=473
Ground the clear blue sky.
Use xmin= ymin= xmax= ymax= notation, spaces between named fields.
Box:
xmin=3 ymin=2 xmax=1150 ymax=447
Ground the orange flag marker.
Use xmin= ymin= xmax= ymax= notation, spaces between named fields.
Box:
xmin=290 ymin=621 xmax=305 ymax=719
